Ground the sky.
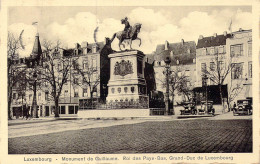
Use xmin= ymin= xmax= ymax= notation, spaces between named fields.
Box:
xmin=8 ymin=6 xmax=252 ymax=57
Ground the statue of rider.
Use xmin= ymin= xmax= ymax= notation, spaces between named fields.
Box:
xmin=121 ymin=17 xmax=131 ymax=38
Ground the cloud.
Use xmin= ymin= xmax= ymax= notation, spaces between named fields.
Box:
xmin=8 ymin=23 xmax=37 ymax=57
xmin=8 ymin=7 xmax=252 ymax=57
xmin=178 ymin=9 xmax=252 ymax=42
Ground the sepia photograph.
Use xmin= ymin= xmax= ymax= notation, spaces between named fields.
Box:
xmin=1 ymin=1 xmax=259 ymax=163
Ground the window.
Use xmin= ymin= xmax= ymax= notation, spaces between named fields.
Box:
xmin=210 ymin=48 xmax=214 ymax=55
xmin=248 ymin=42 xmax=252 ymax=57
xmin=92 ymin=58 xmax=97 ymax=68
xmin=13 ymin=93 xmax=17 ymax=100
xmin=218 ymin=61 xmax=224 ymax=70
xmin=231 ymin=44 xmax=243 ymax=57
xmin=38 ymin=93 xmax=41 ymax=101
xmin=202 ymin=49 xmax=206 ymax=56
xmin=69 ymin=106 xmax=74 ymax=114
xmin=210 ymin=62 xmax=215 ymax=71
xmin=248 ymin=61 xmax=252 ymax=78
xmin=83 ymin=88 xmax=88 ymax=97
xmin=74 ymin=88 xmax=79 ymax=97
xmin=201 ymin=63 xmax=206 ymax=73
xmin=231 ymin=63 xmax=243 ymax=79
xmin=73 ymin=78 xmax=79 ymax=85
xmin=83 ymin=60 xmax=88 ymax=69
xmin=219 ymin=46 xmax=224 ymax=54
xmin=45 ymin=92 xmax=49 ymax=101
xmin=64 ymin=90 xmax=68 ymax=97
xmin=60 ymin=106 xmax=65 ymax=114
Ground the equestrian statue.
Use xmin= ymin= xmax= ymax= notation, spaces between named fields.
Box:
xmin=110 ymin=17 xmax=142 ymax=51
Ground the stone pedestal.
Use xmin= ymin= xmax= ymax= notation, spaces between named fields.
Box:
xmin=106 ymin=50 xmax=148 ymax=108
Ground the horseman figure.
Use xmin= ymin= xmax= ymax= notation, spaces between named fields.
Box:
xmin=121 ymin=17 xmax=131 ymax=38
xmin=110 ymin=17 xmax=142 ymax=51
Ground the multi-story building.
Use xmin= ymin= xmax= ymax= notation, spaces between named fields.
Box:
xmin=226 ymin=28 xmax=252 ymax=103
xmin=195 ymin=31 xmax=231 ymax=104
xmin=195 ymin=29 xmax=252 ymax=105
xmin=10 ymin=33 xmax=113 ymax=117
xmin=153 ymin=39 xmax=196 ymax=105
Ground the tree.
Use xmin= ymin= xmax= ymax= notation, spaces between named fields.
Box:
xmin=202 ymin=53 xmax=241 ymax=109
xmin=160 ymin=66 xmax=190 ymax=111
xmin=7 ymin=31 xmax=26 ymax=119
xmin=74 ymin=61 xmax=101 ymax=108
xmin=40 ymin=39 xmax=77 ymax=117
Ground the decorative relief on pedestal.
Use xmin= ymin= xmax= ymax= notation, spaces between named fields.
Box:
xmin=114 ymin=60 xmax=133 ymax=76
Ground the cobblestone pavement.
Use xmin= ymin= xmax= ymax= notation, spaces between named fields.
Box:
xmin=8 ymin=118 xmax=252 ymax=154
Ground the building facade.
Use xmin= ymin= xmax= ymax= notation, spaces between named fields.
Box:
xmin=153 ymin=39 xmax=196 ymax=105
xmin=10 ymin=33 xmax=113 ymax=117
xmin=195 ymin=29 xmax=252 ymax=105
xmin=226 ymin=29 xmax=252 ymax=103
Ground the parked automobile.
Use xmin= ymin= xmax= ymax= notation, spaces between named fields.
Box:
xmin=198 ymin=101 xmax=215 ymax=115
xmin=233 ymin=99 xmax=252 ymax=116
xmin=180 ymin=102 xmax=197 ymax=115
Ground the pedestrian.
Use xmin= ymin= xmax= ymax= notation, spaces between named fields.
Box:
xmin=25 ymin=106 xmax=29 ymax=120
xmin=233 ymin=102 xmax=236 ymax=111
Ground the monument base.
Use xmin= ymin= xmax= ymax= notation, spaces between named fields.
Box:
xmin=106 ymin=50 xmax=149 ymax=108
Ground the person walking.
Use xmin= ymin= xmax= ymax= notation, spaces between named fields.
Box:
xmin=232 ymin=102 xmax=236 ymax=111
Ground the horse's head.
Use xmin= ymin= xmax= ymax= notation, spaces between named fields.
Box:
xmin=133 ymin=23 xmax=142 ymax=33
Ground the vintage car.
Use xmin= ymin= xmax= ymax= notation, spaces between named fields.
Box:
xmin=180 ymin=102 xmax=197 ymax=115
xmin=233 ymin=99 xmax=252 ymax=116
xmin=198 ymin=101 xmax=215 ymax=115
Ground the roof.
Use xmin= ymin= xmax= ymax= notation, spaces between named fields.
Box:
xmin=31 ymin=33 xmax=42 ymax=58
xmin=78 ymin=42 xmax=105 ymax=55
xmin=196 ymin=34 xmax=232 ymax=49
xmin=154 ymin=40 xmax=196 ymax=65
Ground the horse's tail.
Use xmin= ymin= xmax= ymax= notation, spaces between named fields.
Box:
xmin=110 ymin=33 xmax=117 ymax=44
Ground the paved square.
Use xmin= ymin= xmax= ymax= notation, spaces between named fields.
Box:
xmin=8 ymin=119 xmax=252 ymax=154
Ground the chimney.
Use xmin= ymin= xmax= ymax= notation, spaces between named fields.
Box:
xmin=199 ymin=35 xmax=203 ymax=39
xmin=181 ymin=39 xmax=184 ymax=45
xmin=81 ymin=42 xmax=88 ymax=48
xmin=239 ymin=28 xmax=243 ymax=32
xmin=81 ymin=42 xmax=88 ymax=55
xmin=170 ymin=51 xmax=174 ymax=60
xmin=165 ymin=40 xmax=169 ymax=50
xmin=75 ymin=43 xmax=80 ymax=49
xmin=213 ymin=33 xmax=217 ymax=37
xmin=223 ymin=31 xmax=227 ymax=36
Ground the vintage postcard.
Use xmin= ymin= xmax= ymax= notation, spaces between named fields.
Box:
xmin=0 ymin=0 xmax=259 ymax=163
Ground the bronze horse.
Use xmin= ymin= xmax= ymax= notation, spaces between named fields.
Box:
xmin=110 ymin=23 xmax=142 ymax=50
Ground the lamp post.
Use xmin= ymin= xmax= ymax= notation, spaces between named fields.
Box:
xmin=32 ymin=71 xmax=38 ymax=118
xmin=164 ymin=56 xmax=171 ymax=115
xmin=202 ymin=74 xmax=208 ymax=113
